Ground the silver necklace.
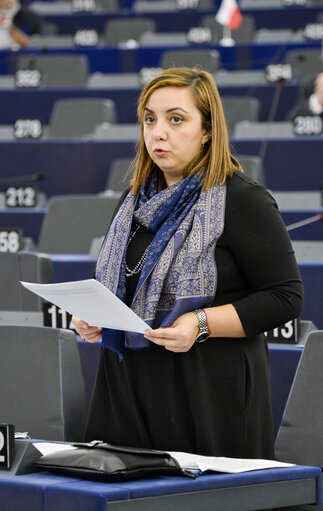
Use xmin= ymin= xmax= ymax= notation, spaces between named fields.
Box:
xmin=125 ymin=224 xmax=152 ymax=277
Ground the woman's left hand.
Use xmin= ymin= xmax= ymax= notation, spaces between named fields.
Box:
xmin=144 ymin=312 xmax=199 ymax=353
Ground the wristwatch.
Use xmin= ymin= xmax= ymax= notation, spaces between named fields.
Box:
xmin=193 ymin=308 xmax=210 ymax=343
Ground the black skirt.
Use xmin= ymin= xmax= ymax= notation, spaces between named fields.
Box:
xmin=84 ymin=333 xmax=274 ymax=458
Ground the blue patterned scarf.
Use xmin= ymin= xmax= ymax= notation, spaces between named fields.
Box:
xmin=96 ymin=171 xmax=226 ymax=359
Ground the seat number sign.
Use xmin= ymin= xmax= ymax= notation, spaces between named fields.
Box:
xmin=13 ymin=119 xmax=43 ymax=139
xmin=0 ymin=229 xmax=22 ymax=253
xmin=5 ymin=186 xmax=38 ymax=208
xmin=293 ymin=115 xmax=323 ymax=136
xmin=265 ymin=319 xmax=299 ymax=343
xmin=14 ymin=69 xmax=42 ymax=88
xmin=43 ymin=302 xmax=75 ymax=331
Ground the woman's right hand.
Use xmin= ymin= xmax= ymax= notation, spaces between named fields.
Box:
xmin=72 ymin=315 xmax=102 ymax=343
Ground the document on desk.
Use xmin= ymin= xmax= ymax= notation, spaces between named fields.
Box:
xmin=20 ymin=278 xmax=149 ymax=334
xmin=167 ymin=451 xmax=295 ymax=473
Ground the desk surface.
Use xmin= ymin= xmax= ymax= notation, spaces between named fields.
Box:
xmin=0 ymin=464 xmax=321 ymax=511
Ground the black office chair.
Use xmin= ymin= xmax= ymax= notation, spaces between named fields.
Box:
xmin=0 ymin=325 xmax=87 ymax=441
xmin=37 ymin=195 xmax=120 ymax=254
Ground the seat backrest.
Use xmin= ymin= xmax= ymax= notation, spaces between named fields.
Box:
xmin=48 ymin=98 xmax=117 ymax=139
xmin=201 ymin=14 xmax=255 ymax=43
xmin=275 ymin=330 xmax=323 ymax=467
xmin=97 ymin=0 xmax=119 ymax=11
xmin=37 ymin=195 xmax=120 ymax=254
xmin=133 ymin=0 xmax=176 ymax=11
xmin=161 ymin=49 xmax=221 ymax=73
xmin=0 ymin=325 xmax=87 ymax=441
xmin=240 ymin=0 xmax=281 ymax=6
xmin=292 ymin=241 xmax=323 ymax=263
xmin=105 ymin=157 xmax=133 ymax=193
xmin=16 ymin=54 xmax=88 ymax=87
xmin=104 ymin=17 xmax=156 ymax=45
xmin=237 ymin=154 xmax=266 ymax=186
xmin=222 ymin=96 xmax=260 ymax=134
xmin=254 ymin=28 xmax=304 ymax=43
xmin=284 ymin=48 xmax=323 ymax=80
xmin=0 ymin=251 xmax=53 ymax=311
xmin=233 ymin=121 xmax=294 ymax=139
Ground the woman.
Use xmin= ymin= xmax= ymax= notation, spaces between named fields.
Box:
xmin=73 ymin=67 xmax=303 ymax=459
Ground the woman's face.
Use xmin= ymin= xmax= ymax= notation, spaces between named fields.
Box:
xmin=143 ymin=86 xmax=210 ymax=187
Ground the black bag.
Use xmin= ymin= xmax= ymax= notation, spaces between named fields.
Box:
xmin=33 ymin=441 xmax=195 ymax=482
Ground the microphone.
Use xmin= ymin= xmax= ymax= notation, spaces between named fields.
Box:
xmin=286 ymin=213 xmax=323 ymax=232
xmin=0 ymin=173 xmax=45 ymax=185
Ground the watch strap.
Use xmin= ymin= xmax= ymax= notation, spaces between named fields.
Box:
xmin=193 ymin=308 xmax=210 ymax=343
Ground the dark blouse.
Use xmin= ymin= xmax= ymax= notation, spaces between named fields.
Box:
xmin=84 ymin=172 xmax=303 ymax=459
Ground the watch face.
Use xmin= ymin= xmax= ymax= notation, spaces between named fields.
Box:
xmin=195 ymin=331 xmax=209 ymax=343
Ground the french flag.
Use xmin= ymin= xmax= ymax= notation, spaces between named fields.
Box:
xmin=215 ymin=0 xmax=243 ymax=30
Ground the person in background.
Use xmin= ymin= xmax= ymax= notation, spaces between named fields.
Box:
xmin=73 ymin=67 xmax=303 ymax=460
xmin=13 ymin=0 xmax=43 ymax=36
xmin=287 ymin=71 xmax=323 ymax=118
xmin=0 ymin=0 xmax=29 ymax=48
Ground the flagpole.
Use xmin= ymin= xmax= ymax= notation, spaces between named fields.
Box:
xmin=219 ymin=26 xmax=235 ymax=46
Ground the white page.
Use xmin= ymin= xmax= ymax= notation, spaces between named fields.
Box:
xmin=20 ymin=279 xmax=149 ymax=334
xmin=32 ymin=442 xmax=76 ymax=456
xmin=167 ymin=451 xmax=295 ymax=473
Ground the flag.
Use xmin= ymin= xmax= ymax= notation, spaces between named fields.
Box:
xmin=215 ymin=0 xmax=242 ymax=30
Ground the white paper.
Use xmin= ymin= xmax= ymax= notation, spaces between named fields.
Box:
xmin=166 ymin=451 xmax=295 ymax=473
xmin=20 ymin=278 xmax=149 ymax=334
xmin=32 ymin=442 xmax=76 ymax=456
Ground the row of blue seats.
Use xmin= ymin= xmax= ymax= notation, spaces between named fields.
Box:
xmin=1 ymin=208 xmax=322 ymax=246
xmin=0 ymin=83 xmax=301 ymax=124
xmin=34 ymin=5 xmax=323 ymax=35
xmin=0 ymin=138 xmax=321 ymax=194
xmin=0 ymin=38 xmax=321 ymax=74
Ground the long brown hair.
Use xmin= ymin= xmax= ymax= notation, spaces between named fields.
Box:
xmin=130 ymin=67 xmax=241 ymax=193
